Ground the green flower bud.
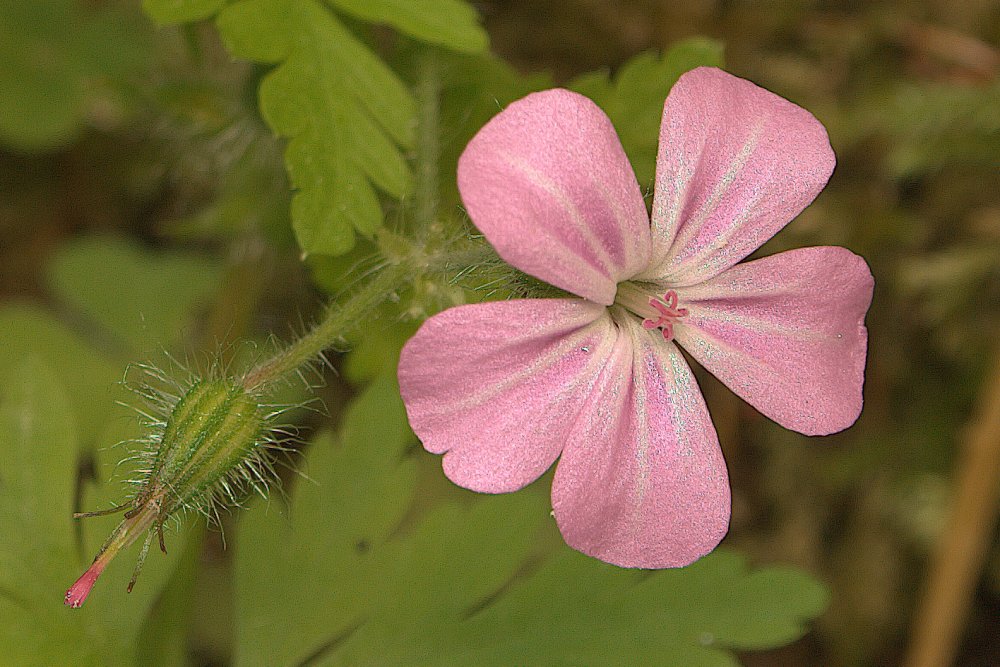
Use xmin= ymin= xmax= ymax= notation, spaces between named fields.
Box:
xmin=66 ymin=378 xmax=268 ymax=608
xmin=151 ymin=379 xmax=266 ymax=511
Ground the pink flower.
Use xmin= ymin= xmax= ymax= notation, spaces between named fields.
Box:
xmin=397 ymin=67 xmax=873 ymax=568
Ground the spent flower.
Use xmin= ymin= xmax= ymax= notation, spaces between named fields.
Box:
xmin=398 ymin=67 xmax=874 ymax=568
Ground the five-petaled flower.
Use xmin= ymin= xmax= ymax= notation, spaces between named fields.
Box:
xmin=397 ymin=67 xmax=873 ymax=568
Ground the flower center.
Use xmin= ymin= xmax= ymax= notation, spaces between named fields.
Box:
xmin=614 ymin=283 xmax=689 ymax=342
xmin=640 ymin=290 xmax=689 ymax=341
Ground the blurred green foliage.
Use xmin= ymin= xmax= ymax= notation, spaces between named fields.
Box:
xmin=0 ymin=0 xmax=149 ymax=151
xmin=49 ymin=236 xmax=222 ymax=355
xmin=570 ymin=38 xmax=726 ymax=188
xmin=0 ymin=281 xmax=203 ymax=665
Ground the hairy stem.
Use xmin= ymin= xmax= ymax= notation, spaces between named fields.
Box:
xmin=241 ymin=52 xmax=484 ymax=393
xmin=241 ymin=261 xmax=409 ymax=391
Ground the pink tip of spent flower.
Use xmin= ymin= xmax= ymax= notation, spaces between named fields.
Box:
xmin=65 ymin=560 xmax=106 ymax=608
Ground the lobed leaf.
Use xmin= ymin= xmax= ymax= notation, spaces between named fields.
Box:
xmin=234 ymin=372 xmax=418 ymax=666
xmin=146 ymin=0 xmax=490 ymax=258
xmin=235 ymin=372 xmax=829 ymax=666
xmin=217 ymin=0 xmax=416 ymax=257
xmin=327 ymin=0 xmax=488 ymax=54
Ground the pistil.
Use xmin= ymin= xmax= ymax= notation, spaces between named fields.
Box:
xmin=65 ymin=496 xmax=162 ymax=608
xmin=614 ymin=282 xmax=689 ymax=342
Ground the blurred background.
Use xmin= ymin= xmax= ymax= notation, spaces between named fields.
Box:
xmin=1 ymin=0 xmax=998 ymax=665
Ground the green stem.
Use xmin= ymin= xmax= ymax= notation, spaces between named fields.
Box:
xmin=241 ymin=53 xmax=483 ymax=393
xmin=414 ymin=50 xmax=441 ymax=240
xmin=239 ymin=231 xmax=502 ymax=393
xmin=241 ymin=261 xmax=409 ymax=391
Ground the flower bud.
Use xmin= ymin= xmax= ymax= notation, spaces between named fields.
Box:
xmin=152 ymin=379 xmax=266 ymax=511
xmin=66 ymin=378 xmax=267 ymax=607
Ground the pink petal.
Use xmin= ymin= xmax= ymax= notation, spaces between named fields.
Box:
xmin=673 ymin=246 xmax=874 ymax=435
xmin=65 ymin=559 xmax=107 ymax=608
xmin=640 ymin=67 xmax=836 ymax=286
xmin=552 ymin=318 xmax=730 ymax=568
xmin=398 ymin=299 xmax=618 ymax=493
xmin=458 ymin=89 xmax=652 ymax=306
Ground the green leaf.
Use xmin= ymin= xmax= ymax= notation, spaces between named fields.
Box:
xmin=327 ymin=0 xmax=488 ymax=53
xmin=0 ymin=356 xmax=185 ymax=666
xmin=447 ymin=549 xmax=829 ymax=665
xmin=142 ymin=0 xmax=225 ymax=24
xmin=0 ymin=358 xmax=78 ymax=553
xmin=235 ymin=374 xmax=829 ymax=666
xmin=570 ymin=37 xmax=725 ymax=188
xmin=326 ymin=491 xmax=546 ymax=666
xmin=0 ymin=305 xmax=121 ymax=445
xmin=217 ymin=0 xmax=416 ymax=256
xmin=0 ymin=0 xmax=149 ymax=151
xmin=135 ymin=527 xmax=206 ymax=667
xmin=0 ymin=356 xmax=113 ymax=666
xmin=0 ymin=260 xmax=224 ymax=663
xmin=234 ymin=372 xmax=418 ymax=666
xmin=47 ymin=235 xmax=222 ymax=355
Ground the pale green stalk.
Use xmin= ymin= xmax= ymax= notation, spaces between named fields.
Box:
xmin=241 ymin=261 xmax=409 ymax=391
xmin=243 ymin=53 xmax=454 ymax=391
xmin=414 ymin=50 xmax=441 ymax=238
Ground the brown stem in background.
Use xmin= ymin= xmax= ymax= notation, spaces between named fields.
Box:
xmin=905 ymin=344 xmax=1000 ymax=667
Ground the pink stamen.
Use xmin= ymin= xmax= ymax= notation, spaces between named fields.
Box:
xmin=641 ymin=290 xmax=688 ymax=341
